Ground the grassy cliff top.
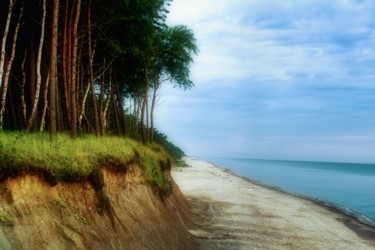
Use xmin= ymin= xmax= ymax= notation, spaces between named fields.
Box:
xmin=0 ymin=132 xmax=173 ymax=196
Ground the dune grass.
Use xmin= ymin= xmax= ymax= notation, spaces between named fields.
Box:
xmin=0 ymin=132 xmax=173 ymax=196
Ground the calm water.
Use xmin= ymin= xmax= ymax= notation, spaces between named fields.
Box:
xmin=203 ymin=157 xmax=375 ymax=225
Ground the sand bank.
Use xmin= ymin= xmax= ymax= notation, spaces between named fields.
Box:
xmin=172 ymin=157 xmax=375 ymax=250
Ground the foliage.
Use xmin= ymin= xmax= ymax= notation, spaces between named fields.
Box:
xmin=0 ymin=132 xmax=173 ymax=196
xmin=0 ymin=0 xmax=198 ymax=151
xmin=0 ymin=1 xmax=195 ymax=196
xmin=152 ymin=129 xmax=185 ymax=159
xmin=153 ymin=25 xmax=199 ymax=89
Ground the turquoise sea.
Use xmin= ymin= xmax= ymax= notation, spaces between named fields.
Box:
xmin=203 ymin=157 xmax=375 ymax=226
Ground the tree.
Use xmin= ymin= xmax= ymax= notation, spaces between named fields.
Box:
xmin=149 ymin=25 xmax=198 ymax=142
xmin=0 ymin=0 xmax=14 ymax=90
xmin=49 ymin=0 xmax=60 ymax=139
xmin=0 ymin=0 xmax=197 ymax=149
xmin=69 ymin=0 xmax=81 ymax=138
xmin=0 ymin=1 xmax=23 ymax=130
xmin=26 ymin=0 xmax=47 ymax=131
xmin=86 ymin=0 xmax=100 ymax=135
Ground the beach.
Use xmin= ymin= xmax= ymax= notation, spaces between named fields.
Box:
xmin=172 ymin=157 xmax=375 ymax=250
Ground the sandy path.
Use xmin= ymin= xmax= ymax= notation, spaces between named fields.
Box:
xmin=172 ymin=157 xmax=375 ymax=250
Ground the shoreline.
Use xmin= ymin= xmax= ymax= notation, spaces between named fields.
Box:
xmin=207 ymin=159 xmax=375 ymax=227
xmin=203 ymin=157 xmax=375 ymax=228
xmin=211 ymin=161 xmax=375 ymax=242
xmin=173 ymin=157 xmax=375 ymax=249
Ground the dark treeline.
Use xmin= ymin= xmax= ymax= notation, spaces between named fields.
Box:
xmin=0 ymin=0 xmax=197 ymax=151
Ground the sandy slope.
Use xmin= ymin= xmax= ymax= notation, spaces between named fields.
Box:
xmin=0 ymin=166 xmax=192 ymax=249
xmin=172 ymin=157 xmax=375 ymax=250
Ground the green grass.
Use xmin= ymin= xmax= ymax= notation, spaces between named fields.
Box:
xmin=174 ymin=159 xmax=189 ymax=168
xmin=0 ymin=132 xmax=173 ymax=197
xmin=0 ymin=208 xmax=11 ymax=224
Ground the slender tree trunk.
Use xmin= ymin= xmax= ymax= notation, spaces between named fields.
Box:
xmin=133 ymin=96 xmax=141 ymax=135
xmin=112 ymin=90 xmax=121 ymax=135
xmin=150 ymin=80 xmax=160 ymax=143
xmin=87 ymin=0 xmax=100 ymax=136
xmin=115 ymin=83 xmax=127 ymax=135
xmin=0 ymin=0 xmax=15 ymax=129
xmin=70 ymin=0 xmax=81 ymax=138
xmin=102 ymin=66 xmax=112 ymax=132
xmin=141 ymin=63 xmax=150 ymax=144
xmin=78 ymin=82 xmax=90 ymax=126
xmin=49 ymin=0 xmax=59 ymax=138
xmin=20 ymin=51 xmax=27 ymax=125
xmin=0 ymin=0 xmax=14 ymax=89
xmin=56 ymin=82 xmax=62 ymax=131
xmin=28 ymin=38 xmax=36 ymax=129
xmin=40 ymin=70 xmax=51 ymax=131
xmin=7 ymin=84 xmax=17 ymax=129
xmin=0 ymin=1 xmax=23 ymax=129
xmin=27 ymin=0 xmax=47 ymax=131
xmin=146 ymin=91 xmax=149 ymax=140
xmin=62 ymin=1 xmax=71 ymax=127
xmin=98 ymin=60 xmax=105 ymax=135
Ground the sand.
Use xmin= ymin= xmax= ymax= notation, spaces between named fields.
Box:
xmin=172 ymin=157 xmax=375 ymax=250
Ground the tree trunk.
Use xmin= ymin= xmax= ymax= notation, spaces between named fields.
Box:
xmin=133 ymin=96 xmax=141 ymax=136
xmin=0 ymin=0 xmax=15 ymax=129
xmin=20 ymin=51 xmax=27 ymax=125
xmin=98 ymin=60 xmax=105 ymax=135
xmin=62 ymin=1 xmax=71 ymax=127
xmin=70 ymin=0 xmax=81 ymax=138
xmin=102 ymin=66 xmax=112 ymax=132
xmin=40 ymin=70 xmax=50 ymax=131
xmin=111 ymin=90 xmax=121 ymax=135
xmin=141 ymin=63 xmax=150 ymax=144
xmin=49 ymin=0 xmax=59 ymax=139
xmin=78 ymin=82 xmax=90 ymax=126
xmin=150 ymin=79 xmax=160 ymax=143
xmin=0 ymin=0 xmax=14 ymax=89
xmin=113 ymin=83 xmax=125 ymax=135
xmin=87 ymin=0 xmax=100 ymax=136
xmin=27 ymin=0 xmax=47 ymax=131
xmin=0 ymin=1 xmax=22 ymax=130
xmin=7 ymin=84 xmax=17 ymax=129
xmin=28 ymin=37 xmax=36 ymax=129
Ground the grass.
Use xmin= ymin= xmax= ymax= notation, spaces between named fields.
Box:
xmin=175 ymin=159 xmax=189 ymax=168
xmin=0 ymin=132 xmax=173 ymax=197
xmin=0 ymin=208 xmax=11 ymax=224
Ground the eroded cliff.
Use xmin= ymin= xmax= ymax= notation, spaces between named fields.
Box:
xmin=0 ymin=163 xmax=192 ymax=249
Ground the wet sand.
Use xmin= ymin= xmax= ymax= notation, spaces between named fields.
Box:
xmin=172 ymin=157 xmax=375 ymax=250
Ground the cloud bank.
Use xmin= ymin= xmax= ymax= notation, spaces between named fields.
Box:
xmin=156 ymin=0 xmax=375 ymax=163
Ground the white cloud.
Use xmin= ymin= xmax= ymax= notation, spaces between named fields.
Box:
xmin=158 ymin=0 xmax=375 ymax=162
xmin=167 ymin=0 xmax=375 ymax=89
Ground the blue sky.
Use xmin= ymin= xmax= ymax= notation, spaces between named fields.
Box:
xmin=155 ymin=0 xmax=375 ymax=163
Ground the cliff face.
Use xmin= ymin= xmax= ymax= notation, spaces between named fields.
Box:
xmin=0 ymin=164 xmax=192 ymax=249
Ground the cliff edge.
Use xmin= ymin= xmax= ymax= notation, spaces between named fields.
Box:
xmin=0 ymin=163 xmax=192 ymax=249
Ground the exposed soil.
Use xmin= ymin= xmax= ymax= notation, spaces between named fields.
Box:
xmin=0 ymin=164 xmax=192 ymax=249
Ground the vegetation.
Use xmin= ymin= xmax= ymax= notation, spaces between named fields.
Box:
xmin=0 ymin=0 xmax=198 ymax=144
xmin=0 ymin=132 xmax=174 ymax=196
xmin=0 ymin=1 xmax=195 ymax=196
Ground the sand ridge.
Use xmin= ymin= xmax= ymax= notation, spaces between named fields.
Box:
xmin=172 ymin=157 xmax=375 ymax=250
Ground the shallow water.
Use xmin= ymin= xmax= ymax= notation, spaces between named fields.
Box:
xmin=203 ymin=157 xmax=375 ymax=225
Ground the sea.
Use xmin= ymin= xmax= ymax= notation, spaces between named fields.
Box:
xmin=202 ymin=157 xmax=375 ymax=226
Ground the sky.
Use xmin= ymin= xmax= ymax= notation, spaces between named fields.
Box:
xmin=155 ymin=0 xmax=375 ymax=163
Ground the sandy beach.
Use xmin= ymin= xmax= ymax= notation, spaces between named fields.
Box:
xmin=172 ymin=157 xmax=375 ymax=250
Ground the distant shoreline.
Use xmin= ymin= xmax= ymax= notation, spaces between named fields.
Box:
xmin=173 ymin=157 xmax=375 ymax=249
xmin=199 ymin=157 xmax=375 ymax=227
xmin=208 ymin=160 xmax=375 ymax=241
